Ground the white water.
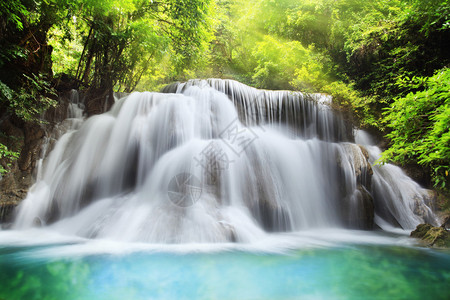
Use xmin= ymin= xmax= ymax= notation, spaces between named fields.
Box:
xmin=0 ymin=227 xmax=416 ymax=258
xmin=11 ymin=79 xmax=437 ymax=243
xmin=35 ymin=90 xmax=85 ymax=182
xmin=355 ymin=130 xmax=438 ymax=230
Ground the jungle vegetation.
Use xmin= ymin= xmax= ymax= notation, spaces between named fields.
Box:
xmin=0 ymin=0 xmax=449 ymax=192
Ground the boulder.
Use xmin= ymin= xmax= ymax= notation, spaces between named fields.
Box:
xmin=411 ymin=223 xmax=450 ymax=248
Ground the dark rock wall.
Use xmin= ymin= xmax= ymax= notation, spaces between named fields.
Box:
xmin=0 ymin=87 xmax=108 ymax=224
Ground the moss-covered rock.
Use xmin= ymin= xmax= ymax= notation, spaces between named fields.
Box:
xmin=411 ymin=223 xmax=450 ymax=248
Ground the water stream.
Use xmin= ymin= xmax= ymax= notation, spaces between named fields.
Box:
xmin=12 ymin=79 xmax=437 ymax=242
xmin=1 ymin=79 xmax=448 ymax=299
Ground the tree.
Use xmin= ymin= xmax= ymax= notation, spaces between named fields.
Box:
xmin=71 ymin=0 xmax=214 ymax=93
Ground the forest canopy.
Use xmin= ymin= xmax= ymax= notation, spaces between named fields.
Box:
xmin=0 ymin=0 xmax=449 ymax=192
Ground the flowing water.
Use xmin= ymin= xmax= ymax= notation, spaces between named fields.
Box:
xmin=0 ymin=229 xmax=449 ymax=300
xmin=1 ymin=79 xmax=448 ymax=299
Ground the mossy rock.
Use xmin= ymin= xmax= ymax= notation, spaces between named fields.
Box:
xmin=411 ymin=223 xmax=450 ymax=248
xmin=411 ymin=224 xmax=433 ymax=239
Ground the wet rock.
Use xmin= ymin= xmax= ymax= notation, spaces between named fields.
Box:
xmin=411 ymin=223 xmax=450 ymax=248
xmin=421 ymin=189 xmax=438 ymax=210
xmin=18 ymin=123 xmax=45 ymax=172
xmin=441 ymin=216 xmax=450 ymax=230
xmin=336 ymin=144 xmax=374 ymax=229
xmin=254 ymin=199 xmax=292 ymax=232
xmin=0 ymin=201 xmax=18 ymax=223
xmin=0 ymin=118 xmax=33 ymax=223
xmin=0 ymin=90 xmax=78 ymax=224
xmin=0 ymin=167 xmax=31 ymax=223
xmin=402 ymin=163 xmax=432 ymax=188
xmin=54 ymin=73 xmax=79 ymax=93
xmin=44 ymin=95 xmax=69 ymax=124
xmin=342 ymin=186 xmax=374 ymax=230
xmin=0 ymin=188 xmax=27 ymax=223
xmin=337 ymin=143 xmax=373 ymax=189
xmin=85 ymin=88 xmax=114 ymax=117
xmin=413 ymin=189 xmax=439 ymax=226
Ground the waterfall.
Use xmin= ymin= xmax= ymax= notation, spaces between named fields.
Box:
xmin=35 ymin=90 xmax=85 ymax=183
xmin=12 ymin=79 xmax=437 ymax=243
xmin=355 ymin=130 xmax=438 ymax=230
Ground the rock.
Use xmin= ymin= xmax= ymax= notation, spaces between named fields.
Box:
xmin=421 ymin=189 xmax=438 ymax=210
xmin=411 ymin=223 xmax=433 ymax=238
xmin=0 ymin=89 xmax=76 ymax=224
xmin=0 ymin=162 xmax=31 ymax=224
xmin=336 ymin=144 xmax=374 ymax=229
xmin=85 ymin=88 xmax=114 ymax=117
xmin=18 ymin=123 xmax=45 ymax=172
xmin=412 ymin=189 xmax=439 ymax=226
xmin=44 ymin=95 xmax=69 ymax=124
xmin=441 ymin=216 xmax=450 ymax=230
xmin=0 ymin=188 xmax=27 ymax=224
xmin=0 ymin=201 xmax=18 ymax=225
xmin=411 ymin=223 xmax=450 ymax=248
xmin=254 ymin=199 xmax=292 ymax=232
xmin=342 ymin=186 xmax=374 ymax=230
xmin=0 ymin=84 xmax=110 ymax=225
xmin=337 ymin=143 xmax=373 ymax=189
xmin=402 ymin=163 xmax=432 ymax=188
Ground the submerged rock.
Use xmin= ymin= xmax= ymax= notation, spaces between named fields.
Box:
xmin=411 ymin=223 xmax=450 ymax=248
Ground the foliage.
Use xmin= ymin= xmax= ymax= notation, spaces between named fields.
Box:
xmin=10 ymin=73 xmax=58 ymax=122
xmin=207 ymin=0 xmax=449 ymax=191
xmin=0 ymin=0 xmax=64 ymax=121
xmin=0 ymin=143 xmax=20 ymax=176
xmin=1 ymin=73 xmax=57 ymax=123
xmin=0 ymin=0 xmax=28 ymax=30
xmin=382 ymin=68 xmax=450 ymax=190
xmin=48 ymin=21 xmax=84 ymax=77
xmin=251 ymin=36 xmax=318 ymax=90
xmin=0 ymin=0 xmax=216 ymax=175
xmin=0 ymin=0 xmax=449 ymax=190
xmin=1 ymin=74 xmax=55 ymax=175
xmin=58 ymin=0 xmax=216 ymax=92
xmin=340 ymin=0 xmax=450 ymax=99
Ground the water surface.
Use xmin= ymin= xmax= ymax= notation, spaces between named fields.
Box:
xmin=1 ymin=229 xmax=449 ymax=300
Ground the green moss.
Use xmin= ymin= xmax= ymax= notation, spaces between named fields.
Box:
xmin=411 ymin=224 xmax=433 ymax=239
xmin=411 ymin=224 xmax=450 ymax=248
xmin=426 ymin=227 xmax=450 ymax=248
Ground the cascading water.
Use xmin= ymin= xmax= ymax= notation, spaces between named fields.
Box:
xmin=35 ymin=90 xmax=85 ymax=182
xmin=12 ymin=79 xmax=438 ymax=243
xmin=355 ymin=130 xmax=438 ymax=230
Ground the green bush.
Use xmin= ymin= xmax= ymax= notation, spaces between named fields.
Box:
xmin=382 ymin=68 xmax=450 ymax=190
xmin=5 ymin=73 xmax=57 ymax=123
xmin=0 ymin=144 xmax=19 ymax=176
